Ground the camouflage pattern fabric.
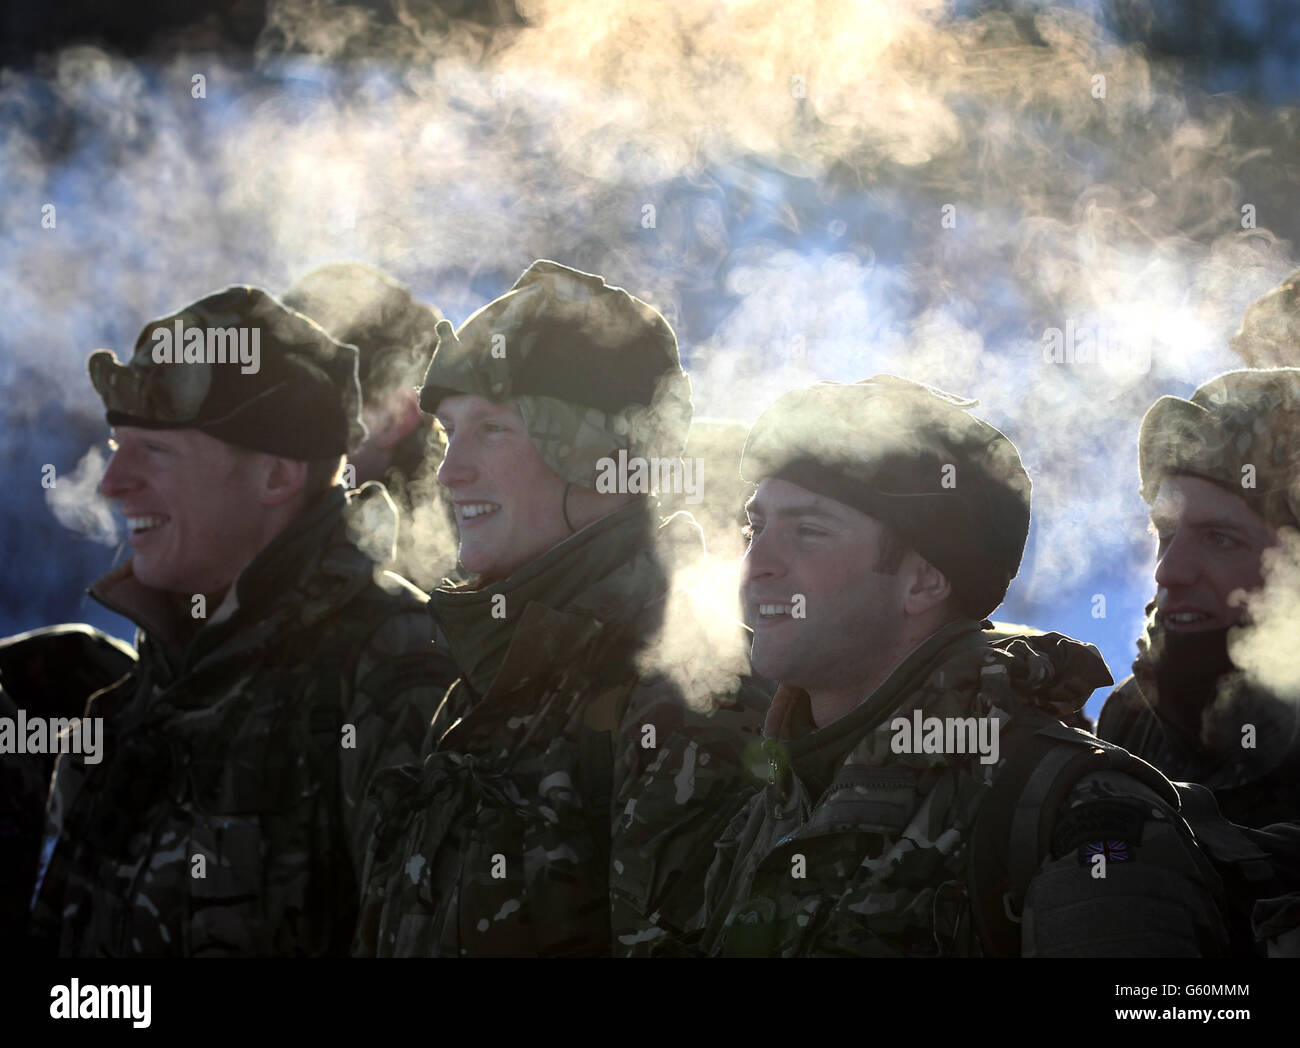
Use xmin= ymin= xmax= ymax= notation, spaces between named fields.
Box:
xmin=88 ymin=284 xmax=367 ymax=458
xmin=693 ymin=622 xmax=1226 ymax=957
xmin=1138 ymin=367 xmax=1300 ymax=531
xmin=353 ymin=506 xmax=769 ymax=956
xmin=30 ymin=483 xmax=456 ymax=956
xmin=514 ymin=388 xmax=693 ymax=491
xmin=985 ymin=620 xmax=1093 ymax=732
xmin=418 ymin=259 xmax=693 ymax=491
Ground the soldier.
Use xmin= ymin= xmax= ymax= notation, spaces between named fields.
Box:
xmin=694 ymin=377 xmax=1226 ymax=956
xmin=1097 ymin=368 xmax=1300 ymax=828
xmin=30 ymin=286 xmax=455 ymax=956
xmin=354 ymin=259 xmax=768 ymax=957
xmin=281 ymin=263 xmax=455 ymax=592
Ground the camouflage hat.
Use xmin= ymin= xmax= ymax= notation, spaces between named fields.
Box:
xmin=88 ymin=285 xmax=366 ymax=459
xmin=417 ymin=259 xmax=692 ymax=488
xmin=740 ymin=376 xmax=1032 ymax=620
xmin=1231 ymin=270 xmax=1300 ymax=368
xmin=280 ymin=263 xmax=442 ymax=402
xmin=1138 ymin=367 xmax=1300 ymax=531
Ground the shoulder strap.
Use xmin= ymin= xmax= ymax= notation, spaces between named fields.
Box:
xmin=968 ymin=715 xmax=1180 ymax=957
xmin=580 ymin=683 xmax=623 ymax=835
xmin=967 ymin=720 xmax=1100 ymax=957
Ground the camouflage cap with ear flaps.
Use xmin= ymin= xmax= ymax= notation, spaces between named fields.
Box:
xmin=88 ymin=285 xmax=367 ymax=458
xmin=1139 ymin=367 xmax=1300 ymax=531
xmin=418 ymin=260 xmax=693 ymax=488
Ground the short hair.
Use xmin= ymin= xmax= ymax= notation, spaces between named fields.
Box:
xmin=872 ymin=522 xmax=909 ymax=575
xmin=871 ymin=520 xmax=964 ymax=619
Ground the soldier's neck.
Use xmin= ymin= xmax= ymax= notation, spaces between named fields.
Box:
xmin=807 ymin=651 xmax=912 ymax=729
xmin=164 ymin=589 xmax=229 ymax=646
xmin=804 ymin=621 xmax=960 ymax=729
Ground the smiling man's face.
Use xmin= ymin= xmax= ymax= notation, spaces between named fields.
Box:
xmin=740 ymin=477 xmax=911 ymax=691
xmin=99 ymin=426 xmax=277 ymax=595
xmin=434 ymin=395 xmax=572 ymax=581
xmin=1149 ymin=474 xmax=1280 ymax=632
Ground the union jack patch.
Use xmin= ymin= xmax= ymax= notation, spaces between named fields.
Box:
xmin=1081 ymin=840 xmax=1131 ymax=863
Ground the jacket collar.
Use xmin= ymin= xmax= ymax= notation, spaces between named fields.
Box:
xmin=430 ymin=501 xmax=696 ymax=698
xmin=434 ymin=506 xmax=702 ymax=736
xmin=89 ymin=483 xmax=398 ymax=669
xmin=764 ymin=619 xmax=988 ymax=742
xmin=763 ymin=622 xmax=1113 ymax=800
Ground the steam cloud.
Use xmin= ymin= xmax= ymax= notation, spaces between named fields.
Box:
xmin=3 ymin=0 xmax=1298 ymax=706
xmin=44 ymin=445 xmax=119 ymax=547
xmin=1231 ymin=529 xmax=1300 ymax=701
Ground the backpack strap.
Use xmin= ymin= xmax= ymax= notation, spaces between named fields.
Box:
xmin=968 ymin=713 xmax=1182 ymax=957
xmin=967 ymin=719 xmax=1098 ymax=956
xmin=579 ymin=681 xmax=624 ymax=867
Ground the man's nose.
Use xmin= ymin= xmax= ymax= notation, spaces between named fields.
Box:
xmin=436 ymin=433 xmax=476 ymax=489
xmin=1154 ymin=530 xmax=1199 ymax=591
xmin=742 ymin=525 xmax=787 ymax=587
xmin=98 ymin=447 xmax=140 ymax=499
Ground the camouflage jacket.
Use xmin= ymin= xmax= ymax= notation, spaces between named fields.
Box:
xmin=698 ymin=621 xmax=1227 ymax=957
xmin=354 ymin=504 xmax=769 ymax=956
xmin=1097 ymin=622 xmax=1300 ymax=829
xmin=31 ymin=483 xmax=456 ymax=956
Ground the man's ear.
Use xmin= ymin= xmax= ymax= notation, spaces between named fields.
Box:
xmin=257 ymin=455 xmax=309 ymax=507
xmin=367 ymin=389 xmax=422 ymax=451
xmin=902 ymin=552 xmax=952 ymax=617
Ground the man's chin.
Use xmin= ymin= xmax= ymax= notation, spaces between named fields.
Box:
xmin=130 ymin=556 xmax=166 ymax=589
xmin=457 ymin=546 xmax=499 ymax=580
xmin=751 ymin=642 xmax=799 ymax=684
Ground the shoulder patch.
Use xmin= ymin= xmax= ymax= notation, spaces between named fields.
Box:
xmin=1050 ymin=797 xmax=1147 ymax=861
